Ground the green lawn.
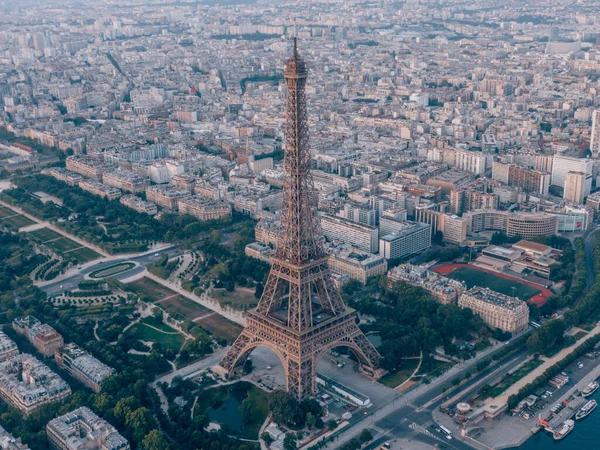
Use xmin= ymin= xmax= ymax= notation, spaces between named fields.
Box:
xmin=127 ymin=320 xmax=185 ymax=353
xmin=157 ymin=295 xmax=210 ymax=320
xmin=29 ymin=227 xmax=63 ymax=241
xmin=195 ymin=314 xmax=243 ymax=344
xmin=2 ymin=214 xmax=36 ymax=228
xmin=447 ymin=267 xmax=540 ymax=301
xmin=50 ymin=237 xmax=83 ymax=252
xmin=0 ymin=207 xmax=14 ymax=218
xmin=67 ymin=247 xmax=101 ymax=263
xmin=126 ymin=277 xmax=177 ymax=302
xmin=379 ymin=358 xmax=420 ymax=388
xmin=211 ymin=288 xmax=258 ymax=308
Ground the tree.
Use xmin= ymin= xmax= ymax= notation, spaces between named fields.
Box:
xmin=139 ymin=430 xmax=170 ymax=450
xmin=327 ymin=419 xmax=338 ymax=430
xmin=254 ymin=282 xmax=264 ymax=299
xmin=359 ymin=429 xmax=373 ymax=443
xmin=283 ymin=433 xmax=297 ymax=450
xmin=306 ymin=412 xmax=316 ymax=429
xmin=226 ymin=279 xmax=235 ymax=292
xmin=269 ymin=390 xmax=306 ymax=428
xmin=564 ymin=310 xmax=580 ymax=326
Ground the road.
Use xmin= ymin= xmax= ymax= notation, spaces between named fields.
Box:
xmin=40 ymin=246 xmax=182 ymax=296
xmin=330 ymin=338 xmax=532 ymax=450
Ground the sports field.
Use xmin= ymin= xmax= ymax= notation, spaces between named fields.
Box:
xmin=434 ymin=264 xmax=551 ymax=305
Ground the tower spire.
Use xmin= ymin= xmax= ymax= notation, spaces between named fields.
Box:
xmin=213 ymin=41 xmax=384 ymax=399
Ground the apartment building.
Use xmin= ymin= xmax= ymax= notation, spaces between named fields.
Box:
xmin=255 ymin=219 xmax=281 ymax=246
xmin=379 ymin=221 xmax=431 ymax=260
xmin=145 ymin=184 xmax=190 ymax=209
xmin=65 ymin=156 xmax=106 ymax=181
xmin=563 ymin=171 xmax=588 ymax=204
xmin=453 ymin=148 xmax=487 ymax=175
xmin=55 ymin=344 xmax=115 ymax=393
xmin=119 ymin=195 xmax=158 ymax=215
xmin=551 ymin=155 xmax=592 ymax=190
xmin=328 ymin=247 xmax=387 ymax=284
xmin=320 ymin=214 xmax=379 ymax=254
xmin=102 ymin=170 xmax=148 ymax=193
xmin=388 ymin=264 xmax=465 ymax=304
xmin=458 ymin=287 xmax=529 ymax=333
xmin=44 ymin=168 xmax=83 ymax=186
xmin=177 ymin=197 xmax=232 ymax=221
xmin=0 ymin=354 xmax=71 ymax=414
xmin=0 ymin=424 xmax=28 ymax=449
xmin=492 ymin=162 xmax=550 ymax=195
xmin=0 ymin=332 xmax=18 ymax=363
xmin=78 ymin=180 xmax=121 ymax=200
xmin=47 ymin=407 xmax=130 ymax=450
xmin=13 ymin=316 xmax=64 ymax=357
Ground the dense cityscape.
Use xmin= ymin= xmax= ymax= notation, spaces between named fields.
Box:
xmin=2 ymin=0 xmax=600 ymax=449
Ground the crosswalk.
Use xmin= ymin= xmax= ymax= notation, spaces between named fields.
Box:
xmin=409 ymin=422 xmax=437 ymax=439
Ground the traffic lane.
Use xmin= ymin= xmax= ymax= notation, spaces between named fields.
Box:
xmin=41 ymin=247 xmax=181 ymax=295
xmin=416 ymin=347 xmax=529 ymax=407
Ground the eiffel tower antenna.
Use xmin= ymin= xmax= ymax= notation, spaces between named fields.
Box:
xmin=213 ymin=39 xmax=384 ymax=399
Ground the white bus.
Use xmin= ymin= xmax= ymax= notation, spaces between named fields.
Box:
xmin=530 ymin=321 xmax=541 ymax=329
xmin=440 ymin=425 xmax=453 ymax=439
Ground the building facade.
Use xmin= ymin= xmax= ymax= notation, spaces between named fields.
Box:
xmin=47 ymin=407 xmax=130 ymax=450
xmin=458 ymin=287 xmax=529 ymax=333
xmin=13 ymin=316 xmax=64 ymax=357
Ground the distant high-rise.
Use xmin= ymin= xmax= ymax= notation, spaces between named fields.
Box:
xmin=591 ymin=110 xmax=600 ymax=157
xmin=564 ymin=171 xmax=588 ymax=204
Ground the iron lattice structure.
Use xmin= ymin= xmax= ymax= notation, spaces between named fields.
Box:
xmin=215 ymin=40 xmax=383 ymax=399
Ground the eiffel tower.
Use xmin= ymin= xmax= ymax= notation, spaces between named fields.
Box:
xmin=213 ymin=39 xmax=384 ymax=399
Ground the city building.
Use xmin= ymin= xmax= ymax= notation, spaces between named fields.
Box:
xmin=551 ymin=155 xmax=592 ymax=191
xmin=55 ymin=344 xmax=115 ymax=393
xmin=492 ymin=162 xmax=551 ymax=196
xmin=563 ymin=171 xmax=589 ymax=204
xmin=0 ymin=424 xmax=29 ymax=449
xmin=12 ymin=316 xmax=63 ymax=357
xmin=379 ymin=221 xmax=431 ymax=260
xmin=78 ymin=180 xmax=121 ymax=200
xmin=102 ymin=170 xmax=148 ymax=193
xmin=591 ymin=110 xmax=600 ymax=157
xmin=320 ymin=214 xmax=379 ymax=253
xmin=328 ymin=247 xmax=388 ymax=284
xmin=47 ymin=407 xmax=130 ymax=450
xmin=65 ymin=157 xmax=107 ymax=181
xmin=177 ymin=196 xmax=232 ymax=221
xmin=44 ymin=168 xmax=83 ymax=186
xmin=464 ymin=210 xmax=558 ymax=239
xmin=388 ymin=264 xmax=465 ymax=304
xmin=0 ymin=354 xmax=71 ymax=414
xmin=0 ymin=333 xmax=18 ymax=363
xmin=458 ymin=287 xmax=529 ymax=333
xmin=145 ymin=184 xmax=190 ymax=209
xmin=119 ymin=195 xmax=157 ymax=215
